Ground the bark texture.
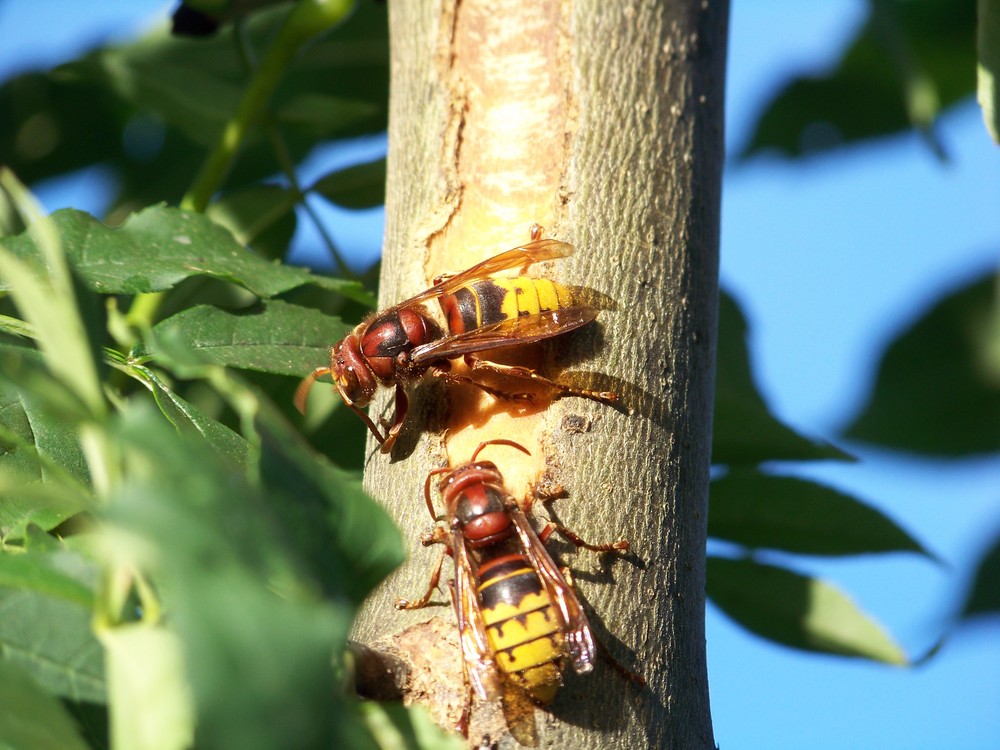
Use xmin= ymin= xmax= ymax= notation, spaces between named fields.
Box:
xmin=353 ymin=1 xmax=727 ymax=747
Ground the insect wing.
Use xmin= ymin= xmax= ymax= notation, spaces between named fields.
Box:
xmin=508 ymin=503 xmax=597 ymax=674
xmin=499 ymin=681 xmax=539 ymax=747
xmin=403 ymin=239 xmax=574 ymax=308
xmin=410 ymin=306 xmax=599 ymax=365
xmin=452 ymin=533 xmax=502 ymax=701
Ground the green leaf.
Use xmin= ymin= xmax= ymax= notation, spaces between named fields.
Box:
xmin=0 ymin=478 xmax=90 ymax=542
xmin=66 ymin=4 xmax=388 ymax=149
xmin=205 ymin=184 xmax=299 ymax=250
xmin=0 ymin=199 xmax=105 ymax=418
xmin=743 ymin=0 xmax=976 ymax=158
xmin=0 ymin=588 xmax=106 ymax=702
xmin=960 ymin=530 xmax=1000 ymax=619
xmin=0 ymin=661 xmax=90 ymax=750
xmin=0 ymin=345 xmax=90 ymax=483
xmin=147 ymin=300 xmax=349 ymax=377
xmin=0 ymin=71 xmax=120 ymax=187
xmin=255 ymin=399 xmax=404 ymax=604
xmin=846 ymin=270 xmax=1000 ymax=455
xmin=100 ymin=623 xmax=194 ymax=750
xmin=360 ymin=702 xmax=467 ymax=750
xmin=312 ymin=158 xmax=387 ymax=209
xmin=714 ymin=290 xmax=851 ymax=464
xmin=103 ymin=406 xmax=379 ymax=750
xmin=275 ymin=94 xmax=379 ymax=138
xmin=709 ymin=469 xmax=932 ymax=558
xmin=980 ymin=0 xmax=1000 ymax=143
xmin=0 ymin=313 xmax=34 ymax=339
xmin=707 ymin=556 xmax=908 ymax=664
xmin=0 ymin=546 xmax=96 ymax=608
xmin=70 ymin=38 xmax=242 ymax=148
xmin=0 ymin=1 xmax=388 ymax=207
xmin=1 ymin=206 xmax=372 ymax=304
xmin=134 ymin=365 xmax=250 ymax=470
xmin=0 ymin=345 xmax=93 ymax=539
xmin=120 ymin=360 xmax=400 ymax=604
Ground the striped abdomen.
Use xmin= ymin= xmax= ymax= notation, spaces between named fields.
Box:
xmin=477 ymin=552 xmax=564 ymax=704
xmin=440 ymin=278 xmax=575 ymax=335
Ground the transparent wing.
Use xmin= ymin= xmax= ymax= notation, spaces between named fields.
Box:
xmin=410 ymin=306 xmax=598 ymax=365
xmin=403 ymin=239 xmax=574 ymax=308
xmin=451 ymin=534 xmax=502 ymax=701
xmin=508 ymin=503 xmax=596 ymax=674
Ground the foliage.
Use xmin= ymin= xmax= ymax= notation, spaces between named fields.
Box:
xmin=979 ymin=0 xmax=1000 ymax=143
xmin=708 ymin=292 xmax=925 ymax=664
xmin=0 ymin=0 xmax=992 ymax=748
xmin=739 ymin=0 xmax=1000 ymax=626
xmin=742 ymin=0 xmax=976 ymax=159
xmin=845 ymin=272 xmax=1000 ymax=455
xmin=0 ymin=3 xmax=458 ymax=749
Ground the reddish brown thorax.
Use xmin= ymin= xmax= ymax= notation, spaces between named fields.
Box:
xmin=332 ymin=308 xmax=443 ymax=406
xmin=357 ymin=307 xmax=441 ymax=381
xmin=439 ymin=462 xmax=515 ymax=549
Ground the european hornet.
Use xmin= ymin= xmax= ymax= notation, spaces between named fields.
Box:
xmin=294 ymin=228 xmax=617 ymax=453
xmin=396 ymin=440 xmax=632 ymax=743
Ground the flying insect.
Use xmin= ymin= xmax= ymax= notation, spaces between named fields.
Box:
xmin=395 ymin=440 xmax=629 ymax=742
xmin=294 ymin=230 xmax=616 ymax=453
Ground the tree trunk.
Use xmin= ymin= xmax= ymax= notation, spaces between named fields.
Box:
xmin=354 ymin=1 xmax=726 ymax=747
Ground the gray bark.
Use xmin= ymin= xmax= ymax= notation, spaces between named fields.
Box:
xmin=354 ymin=1 xmax=726 ymax=747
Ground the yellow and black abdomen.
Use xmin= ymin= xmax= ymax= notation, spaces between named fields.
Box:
xmin=477 ymin=552 xmax=564 ymax=704
xmin=440 ymin=278 xmax=575 ymax=335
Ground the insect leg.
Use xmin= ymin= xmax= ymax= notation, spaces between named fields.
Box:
xmin=516 ymin=223 xmax=545 ymax=273
xmin=456 ymin=682 xmax=474 ymax=738
xmin=465 ymin=355 xmax=618 ymax=405
xmin=558 ymin=566 xmax=645 ymax=687
xmin=429 ymin=367 xmax=535 ymax=401
xmin=394 ymin=544 xmax=448 ymax=610
xmin=594 ymin=631 xmax=647 ymax=688
xmin=375 ymin=385 xmax=409 ymax=454
xmin=538 ymin=521 xmax=629 ymax=552
xmin=424 ymin=467 xmax=452 ymax=520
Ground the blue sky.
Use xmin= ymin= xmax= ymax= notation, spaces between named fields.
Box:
xmin=716 ymin=3 xmax=1000 ymax=748
xmin=1 ymin=1 xmax=997 ymax=748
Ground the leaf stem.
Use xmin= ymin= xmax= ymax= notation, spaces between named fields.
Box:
xmin=128 ymin=0 xmax=357 ymax=330
xmin=124 ymin=289 xmax=166 ymax=329
xmin=182 ymin=0 xmax=357 ymax=213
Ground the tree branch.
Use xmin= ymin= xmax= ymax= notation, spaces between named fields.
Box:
xmin=354 ymin=1 xmax=727 ymax=747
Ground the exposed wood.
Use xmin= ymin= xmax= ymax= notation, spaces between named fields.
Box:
xmin=354 ymin=0 xmax=727 ymax=747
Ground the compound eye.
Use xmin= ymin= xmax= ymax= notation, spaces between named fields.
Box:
xmin=331 ymin=337 xmax=376 ymax=407
xmin=335 ymin=369 xmax=365 ymax=406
